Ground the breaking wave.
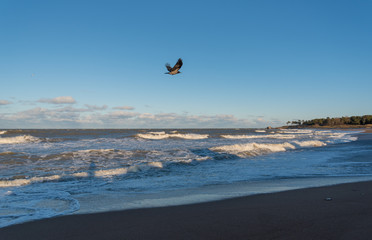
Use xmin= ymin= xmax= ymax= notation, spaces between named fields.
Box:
xmin=255 ymin=130 xmax=266 ymax=133
xmin=0 ymin=146 xmax=212 ymax=187
xmin=293 ymin=140 xmax=327 ymax=147
xmin=0 ymin=161 xmax=165 ymax=187
xmin=221 ymin=134 xmax=296 ymax=139
xmin=0 ymin=175 xmax=62 ymax=188
xmin=0 ymin=135 xmax=41 ymax=144
xmin=279 ymin=129 xmax=315 ymax=134
xmin=94 ymin=161 xmax=164 ymax=178
xmin=210 ymin=142 xmax=296 ymax=157
xmin=210 ymin=139 xmax=328 ymax=158
xmin=137 ymin=131 xmax=209 ymax=140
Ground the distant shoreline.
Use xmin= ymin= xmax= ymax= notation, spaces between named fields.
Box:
xmin=278 ymin=124 xmax=372 ymax=130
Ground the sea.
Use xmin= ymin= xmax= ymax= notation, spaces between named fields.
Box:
xmin=1 ymin=128 xmax=372 ymax=228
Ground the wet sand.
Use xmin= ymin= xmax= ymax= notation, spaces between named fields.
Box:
xmin=1 ymin=180 xmax=372 ymax=240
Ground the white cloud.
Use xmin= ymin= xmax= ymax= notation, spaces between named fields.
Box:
xmin=0 ymin=102 xmax=283 ymax=128
xmin=106 ymin=111 xmax=138 ymax=119
xmin=54 ymin=106 xmax=90 ymax=113
xmin=38 ymin=96 xmax=76 ymax=104
xmin=0 ymin=100 xmax=12 ymax=105
xmin=85 ymin=104 xmax=108 ymax=111
xmin=113 ymin=106 xmax=135 ymax=110
xmin=8 ymin=107 xmax=79 ymax=122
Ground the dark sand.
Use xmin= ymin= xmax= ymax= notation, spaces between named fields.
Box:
xmin=1 ymin=180 xmax=372 ymax=240
xmin=1 ymin=131 xmax=372 ymax=240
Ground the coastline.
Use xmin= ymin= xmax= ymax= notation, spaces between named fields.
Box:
xmin=1 ymin=180 xmax=372 ymax=240
xmin=278 ymin=124 xmax=372 ymax=130
xmin=1 ymin=130 xmax=371 ymax=239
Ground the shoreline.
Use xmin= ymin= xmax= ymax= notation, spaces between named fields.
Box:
xmin=72 ymin=130 xmax=372 ymax=215
xmin=2 ymin=180 xmax=372 ymax=239
xmin=72 ymin=175 xmax=372 ymax=215
xmin=278 ymin=125 xmax=372 ymax=130
xmin=1 ymin=130 xmax=371 ymax=239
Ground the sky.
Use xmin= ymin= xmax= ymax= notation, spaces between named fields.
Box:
xmin=1 ymin=0 xmax=371 ymax=128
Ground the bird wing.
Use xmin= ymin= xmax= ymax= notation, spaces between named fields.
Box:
xmin=172 ymin=58 xmax=183 ymax=70
xmin=165 ymin=63 xmax=172 ymax=71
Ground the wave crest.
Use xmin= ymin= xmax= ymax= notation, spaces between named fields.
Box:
xmin=221 ymin=134 xmax=296 ymax=139
xmin=293 ymin=140 xmax=326 ymax=147
xmin=210 ymin=142 xmax=296 ymax=157
xmin=137 ymin=132 xmax=208 ymax=140
xmin=0 ymin=135 xmax=41 ymax=144
xmin=0 ymin=175 xmax=61 ymax=188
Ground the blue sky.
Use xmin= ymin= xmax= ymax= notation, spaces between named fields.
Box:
xmin=1 ymin=0 xmax=371 ymax=128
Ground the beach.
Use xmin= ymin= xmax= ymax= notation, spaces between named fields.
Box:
xmin=3 ymin=0 xmax=371 ymax=238
xmin=1 ymin=179 xmax=372 ymax=240
xmin=0 ymin=130 xmax=371 ymax=239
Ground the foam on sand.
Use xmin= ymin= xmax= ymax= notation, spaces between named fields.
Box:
xmin=0 ymin=189 xmax=80 ymax=228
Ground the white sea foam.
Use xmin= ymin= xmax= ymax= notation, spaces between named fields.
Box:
xmin=0 ymin=135 xmax=41 ymax=144
xmin=326 ymin=132 xmax=358 ymax=143
xmin=0 ymin=175 xmax=61 ymax=188
xmin=72 ymin=172 xmax=89 ymax=178
xmin=137 ymin=132 xmax=169 ymax=139
xmin=0 ymin=161 xmax=165 ymax=186
xmin=148 ymin=161 xmax=163 ymax=168
xmin=0 ymin=190 xmax=80 ymax=228
xmin=137 ymin=132 xmax=209 ymax=140
xmin=94 ymin=168 xmax=129 ymax=178
xmin=293 ymin=140 xmax=327 ymax=147
xmin=255 ymin=130 xmax=266 ymax=133
xmin=210 ymin=142 xmax=296 ymax=157
xmin=148 ymin=131 xmax=166 ymax=135
xmin=52 ymin=149 xmax=133 ymax=162
xmin=0 ymin=179 xmax=32 ymax=187
xmin=221 ymin=134 xmax=296 ymax=139
xmin=94 ymin=161 xmax=164 ymax=178
xmin=279 ymin=129 xmax=314 ymax=134
xmin=0 ymin=131 xmax=7 ymax=135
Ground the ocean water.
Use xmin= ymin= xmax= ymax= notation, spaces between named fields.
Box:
xmin=1 ymin=128 xmax=372 ymax=227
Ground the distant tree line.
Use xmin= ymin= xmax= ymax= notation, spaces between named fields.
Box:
xmin=287 ymin=115 xmax=372 ymax=126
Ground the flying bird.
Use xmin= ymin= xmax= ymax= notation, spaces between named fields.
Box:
xmin=165 ymin=58 xmax=183 ymax=75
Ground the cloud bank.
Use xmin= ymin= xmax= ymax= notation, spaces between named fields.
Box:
xmin=38 ymin=96 xmax=76 ymax=104
xmin=113 ymin=106 xmax=135 ymax=110
xmin=0 ymin=97 xmax=282 ymax=128
xmin=0 ymin=108 xmax=278 ymax=128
